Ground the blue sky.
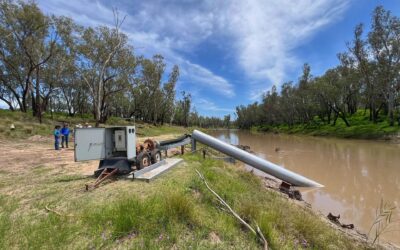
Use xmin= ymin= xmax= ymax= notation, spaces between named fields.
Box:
xmin=29 ymin=1 xmax=400 ymax=117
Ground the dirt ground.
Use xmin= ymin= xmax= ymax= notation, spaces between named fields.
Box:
xmin=0 ymin=133 xmax=182 ymax=175
xmin=0 ymin=133 xmax=185 ymax=201
xmin=0 ymin=136 xmax=96 ymax=176
xmin=0 ymin=135 xmax=398 ymax=249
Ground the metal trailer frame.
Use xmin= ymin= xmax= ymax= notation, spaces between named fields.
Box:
xmin=74 ymin=127 xmax=193 ymax=190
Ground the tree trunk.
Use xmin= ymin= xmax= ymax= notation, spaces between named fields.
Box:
xmin=94 ymin=105 xmax=100 ymax=127
xmin=21 ymin=69 xmax=34 ymax=113
xmin=327 ymin=108 xmax=331 ymax=124
xmin=369 ymin=104 xmax=372 ymax=121
xmin=339 ymin=113 xmax=350 ymax=127
xmin=332 ymin=105 xmax=350 ymax=127
xmin=49 ymin=98 xmax=54 ymax=120
xmin=21 ymin=91 xmax=28 ymax=112
xmin=169 ymin=108 xmax=175 ymax=126
xmin=388 ymin=90 xmax=394 ymax=126
xmin=0 ymin=96 xmax=15 ymax=111
xmin=31 ymin=92 xmax=36 ymax=116
xmin=35 ymin=67 xmax=42 ymax=123
xmin=333 ymin=113 xmax=338 ymax=126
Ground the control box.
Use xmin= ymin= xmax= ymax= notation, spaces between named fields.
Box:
xmin=114 ymin=130 xmax=126 ymax=151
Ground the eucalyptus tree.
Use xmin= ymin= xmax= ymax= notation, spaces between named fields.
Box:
xmin=161 ymin=65 xmax=179 ymax=125
xmin=136 ymin=55 xmax=165 ymax=124
xmin=132 ymin=56 xmax=179 ymax=125
xmin=0 ymin=0 xmax=56 ymax=120
xmin=367 ymin=6 xmax=400 ymax=125
xmin=174 ymin=91 xmax=191 ymax=127
xmin=223 ymin=114 xmax=231 ymax=128
xmin=279 ymin=82 xmax=297 ymax=126
xmin=235 ymin=102 xmax=263 ymax=129
xmin=76 ymin=13 xmax=136 ymax=126
xmin=234 ymin=6 xmax=400 ymax=129
xmin=316 ymin=68 xmax=351 ymax=126
xmin=261 ymin=85 xmax=280 ymax=125
xmin=48 ymin=16 xmax=87 ymax=117
xmin=294 ymin=63 xmax=315 ymax=123
xmin=347 ymin=24 xmax=386 ymax=123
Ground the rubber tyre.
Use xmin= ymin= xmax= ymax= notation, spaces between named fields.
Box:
xmin=151 ymin=149 xmax=162 ymax=164
xmin=137 ymin=151 xmax=150 ymax=170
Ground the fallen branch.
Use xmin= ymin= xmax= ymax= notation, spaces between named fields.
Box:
xmin=256 ymin=223 xmax=268 ymax=250
xmin=195 ymin=169 xmax=268 ymax=249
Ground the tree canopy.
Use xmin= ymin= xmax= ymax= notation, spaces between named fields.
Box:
xmin=236 ymin=6 xmax=400 ymax=129
xmin=0 ymin=0 xmax=229 ymax=128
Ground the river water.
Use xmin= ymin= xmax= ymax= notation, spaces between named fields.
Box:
xmin=209 ymin=129 xmax=400 ymax=245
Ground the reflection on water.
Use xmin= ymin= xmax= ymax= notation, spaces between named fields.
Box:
xmin=210 ymin=129 xmax=400 ymax=245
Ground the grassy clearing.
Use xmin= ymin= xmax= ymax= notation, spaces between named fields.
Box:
xmin=253 ymin=110 xmax=400 ymax=140
xmin=0 ymin=109 xmax=189 ymax=139
xmin=0 ymin=146 xmax=371 ymax=249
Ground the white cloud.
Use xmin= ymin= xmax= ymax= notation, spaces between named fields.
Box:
xmin=223 ymin=0 xmax=350 ymax=99
xmin=180 ymin=61 xmax=235 ymax=97
xmin=194 ymin=98 xmax=235 ymax=115
xmin=37 ymin=0 xmax=235 ymax=98
xmin=37 ymin=0 xmax=349 ymax=103
xmin=124 ymin=32 xmax=235 ymax=97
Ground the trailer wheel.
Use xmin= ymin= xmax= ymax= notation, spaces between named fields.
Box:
xmin=151 ymin=150 xmax=162 ymax=164
xmin=137 ymin=152 xmax=150 ymax=170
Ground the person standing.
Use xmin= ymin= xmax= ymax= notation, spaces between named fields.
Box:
xmin=54 ymin=125 xmax=61 ymax=150
xmin=61 ymin=123 xmax=70 ymax=148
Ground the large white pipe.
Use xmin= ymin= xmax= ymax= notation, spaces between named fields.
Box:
xmin=192 ymin=130 xmax=323 ymax=188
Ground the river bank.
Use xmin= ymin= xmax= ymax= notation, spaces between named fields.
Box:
xmin=210 ymin=129 xmax=400 ymax=247
xmin=0 ymin=110 xmax=397 ymax=248
xmin=0 ymin=135 xmax=384 ymax=249
xmin=252 ymin=123 xmax=400 ymax=141
xmin=250 ymin=111 xmax=400 ymax=141
xmin=251 ymin=126 xmax=400 ymax=143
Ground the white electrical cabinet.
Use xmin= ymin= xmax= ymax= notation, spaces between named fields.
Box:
xmin=75 ymin=126 xmax=136 ymax=161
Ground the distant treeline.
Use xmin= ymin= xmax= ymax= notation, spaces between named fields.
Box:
xmin=0 ymin=1 xmax=228 ymax=128
xmin=236 ymin=6 xmax=400 ymax=129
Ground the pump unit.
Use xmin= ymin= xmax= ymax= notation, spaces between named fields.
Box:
xmin=74 ymin=126 xmax=162 ymax=176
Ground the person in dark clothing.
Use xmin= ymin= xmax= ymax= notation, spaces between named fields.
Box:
xmin=54 ymin=125 xmax=61 ymax=150
xmin=61 ymin=123 xmax=70 ymax=148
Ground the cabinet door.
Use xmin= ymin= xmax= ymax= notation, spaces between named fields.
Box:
xmin=126 ymin=126 xmax=136 ymax=160
xmin=74 ymin=128 xmax=106 ymax=161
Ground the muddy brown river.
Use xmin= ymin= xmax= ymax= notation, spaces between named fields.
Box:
xmin=210 ymin=129 xmax=400 ymax=245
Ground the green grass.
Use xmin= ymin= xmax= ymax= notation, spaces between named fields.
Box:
xmin=0 ymin=151 xmax=370 ymax=249
xmin=0 ymin=109 xmax=189 ymax=139
xmin=136 ymin=123 xmax=190 ymax=137
xmin=0 ymin=195 xmax=16 ymax=249
xmin=253 ymin=110 xmax=400 ymax=140
xmin=0 ymin=109 xmax=375 ymax=248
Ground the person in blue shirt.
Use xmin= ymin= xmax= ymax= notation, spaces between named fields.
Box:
xmin=61 ymin=123 xmax=70 ymax=148
xmin=54 ymin=125 xmax=61 ymax=150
